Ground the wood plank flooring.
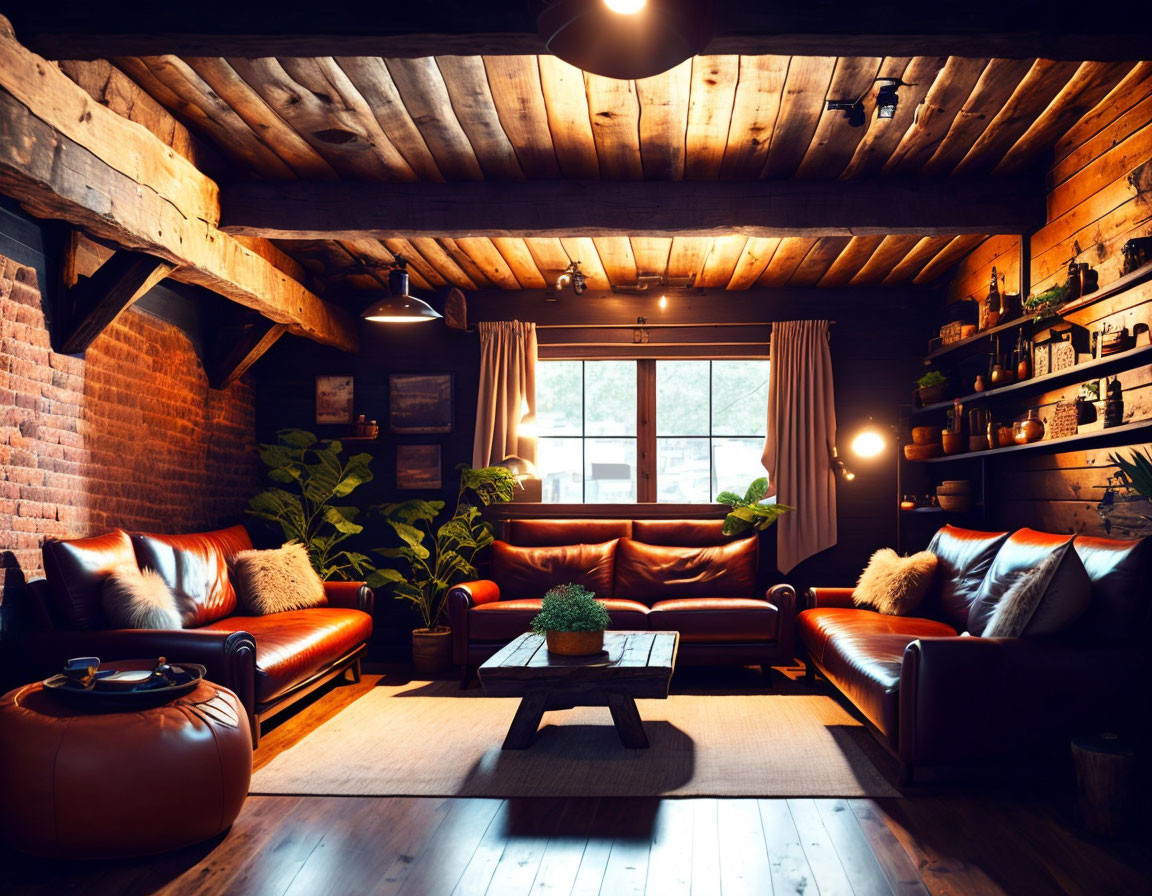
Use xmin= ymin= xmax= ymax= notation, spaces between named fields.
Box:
xmin=2 ymin=667 xmax=1150 ymax=896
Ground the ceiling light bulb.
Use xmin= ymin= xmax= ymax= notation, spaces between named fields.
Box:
xmin=851 ymin=430 xmax=886 ymax=458
xmin=604 ymin=0 xmax=645 ymax=13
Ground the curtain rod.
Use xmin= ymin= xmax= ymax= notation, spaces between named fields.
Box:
xmin=535 ymin=320 xmax=836 ymax=330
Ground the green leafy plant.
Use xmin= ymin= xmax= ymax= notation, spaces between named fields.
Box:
xmin=247 ymin=429 xmax=374 ymax=581
xmin=370 ymin=465 xmax=518 ymax=631
xmin=716 ymin=477 xmax=794 ymax=537
xmin=1107 ymin=448 xmax=1152 ymax=499
xmin=530 ymin=583 xmax=611 ymax=634
xmin=1024 ymin=282 xmax=1070 ymax=320
xmin=916 ymin=370 xmax=947 ymax=389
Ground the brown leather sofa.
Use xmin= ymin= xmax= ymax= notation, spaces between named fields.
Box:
xmin=796 ymin=524 xmax=1151 ymax=784
xmin=448 ymin=518 xmax=796 ymax=683
xmin=16 ymin=525 xmax=374 ymax=745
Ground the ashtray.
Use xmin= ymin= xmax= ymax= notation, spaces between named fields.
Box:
xmin=43 ymin=657 xmax=206 ymax=711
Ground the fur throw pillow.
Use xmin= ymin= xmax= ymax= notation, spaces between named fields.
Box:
xmin=232 ymin=542 xmax=327 ymax=615
xmin=853 ymin=548 xmax=938 ymax=616
xmin=982 ymin=545 xmax=1090 ymax=638
xmin=101 ymin=567 xmax=182 ymax=629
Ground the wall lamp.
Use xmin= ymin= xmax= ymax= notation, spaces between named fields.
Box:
xmin=554 ymin=261 xmax=587 ymax=295
xmin=826 ymin=78 xmax=906 ymax=128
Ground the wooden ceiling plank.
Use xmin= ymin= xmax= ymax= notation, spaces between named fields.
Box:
xmin=727 ymin=237 xmax=783 ymax=289
xmin=591 ymin=236 xmax=639 ymax=286
xmin=408 ymin=237 xmax=479 ymax=291
xmin=921 ymin=58 xmax=1035 ymax=175
xmin=330 ymin=239 xmax=396 ymax=290
xmin=757 ymin=237 xmax=816 ymax=286
xmin=635 ymin=59 xmax=692 ymax=181
xmin=1052 ymin=62 xmax=1152 ymax=171
xmin=684 ymin=55 xmax=740 ymax=180
xmin=629 ymin=236 xmax=673 ymax=278
xmin=584 ymin=72 xmax=645 ymax=180
xmin=1051 ymin=72 xmax=1152 ymax=190
xmin=841 ymin=56 xmax=947 ymax=180
xmin=381 ymin=238 xmax=446 ymax=288
xmin=435 ymin=56 xmax=525 ymax=181
xmin=558 ymin=237 xmax=611 ymax=290
xmin=882 ymin=56 xmax=991 ymax=175
xmin=881 ymin=235 xmax=954 ymax=285
xmin=456 ymin=237 xmax=522 ymax=289
xmin=666 ymin=236 xmax=711 ymax=282
xmin=760 ymin=56 xmax=837 ymax=179
xmin=439 ymin=237 xmax=495 ymax=289
xmin=334 ymin=56 xmax=446 ymax=182
xmin=816 ymin=235 xmax=886 ymax=287
xmin=483 ymin=56 xmax=561 ymax=179
xmin=182 ymin=56 xmax=340 ymax=180
xmin=696 ymin=235 xmax=749 ymax=288
xmin=537 ymin=55 xmax=600 ymax=179
xmin=523 ymin=237 xmax=572 ymax=285
xmin=912 ymin=233 xmax=987 ymax=285
xmin=794 ymin=55 xmax=882 ymax=178
xmin=383 ymin=57 xmax=486 ymax=181
xmin=491 ymin=237 xmax=549 ymax=288
xmin=787 ymin=236 xmax=853 ymax=286
xmin=994 ymin=61 xmax=1137 ymax=175
xmin=848 ymin=234 xmax=922 ymax=285
xmin=719 ymin=55 xmax=790 ymax=180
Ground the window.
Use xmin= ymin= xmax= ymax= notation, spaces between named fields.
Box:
xmin=537 ymin=358 xmax=770 ymax=503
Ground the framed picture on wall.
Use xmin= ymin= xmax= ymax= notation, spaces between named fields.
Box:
xmin=315 ymin=375 xmax=354 ymax=424
xmin=389 ymin=373 xmax=453 ymax=434
xmin=396 ymin=444 xmax=443 ymax=490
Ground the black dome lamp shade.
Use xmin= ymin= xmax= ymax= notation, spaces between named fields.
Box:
xmin=536 ymin=0 xmax=714 ymax=81
xmin=360 ymin=256 xmax=443 ymax=324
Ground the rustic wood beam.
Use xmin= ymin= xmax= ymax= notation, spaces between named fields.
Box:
xmin=8 ymin=1 xmax=1151 ymax=60
xmin=210 ymin=318 xmax=288 ymax=390
xmin=220 ymin=178 xmax=1044 ymax=240
xmin=61 ymin=250 xmax=174 ymax=353
xmin=0 ymin=20 xmax=358 ymax=352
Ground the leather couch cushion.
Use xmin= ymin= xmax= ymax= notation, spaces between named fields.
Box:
xmin=925 ymin=525 xmax=1010 ymax=629
xmin=203 ymin=608 xmax=372 ymax=703
xmin=1074 ymin=534 xmax=1152 ymax=639
xmin=614 ymin=537 xmax=756 ymax=604
xmin=490 ymin=539 xmax=618 ymax=601
xmin=42 ymin=530 xmax=137 ymax=630
xmin=470 ymin=598 xmax=650 ymax=642
xmin=968 ymin=535 xmax=1091 ymax=636
xmin=796 ymin=608 xmax=957 ymax=740
xmin=631 ymin=520 xmax=737 ymax=547
xmin=507 ymin=519 xmax=632 ymax=546
xmin=649 ymin=598 xmax=778 ymax=642
xmin=132 ymin=526 xmax=253 ymax=628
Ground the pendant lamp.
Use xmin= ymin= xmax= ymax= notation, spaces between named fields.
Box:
xmin=360 ymin=256 xmax=443 ymax=324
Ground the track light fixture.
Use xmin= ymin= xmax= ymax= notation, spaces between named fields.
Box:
xmin=825 ymin=78 xmax=907 ymax=128
xmin=554 ymin=261 xmax=587 ymax=295
xmin=875 ymin=79 xmax=903 ymax=119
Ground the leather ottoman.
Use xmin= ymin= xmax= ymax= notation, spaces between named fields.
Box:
xmin=0 ymin=670 xmax=252 ymax=858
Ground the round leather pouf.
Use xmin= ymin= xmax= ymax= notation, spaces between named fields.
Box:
xmin=0 ymin=670 xmax=252 ymax=859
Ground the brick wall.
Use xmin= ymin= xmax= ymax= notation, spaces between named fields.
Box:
xmin=0 ymin=253 xmax=258 ymax=591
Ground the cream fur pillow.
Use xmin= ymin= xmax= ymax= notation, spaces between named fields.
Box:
xmin=232 ymin=542 xmax=327 ymax=615
xmin=102 ymin=567 xmax=182 ymax=629
xmin=853 ymin=548 xmax=938 ymax=616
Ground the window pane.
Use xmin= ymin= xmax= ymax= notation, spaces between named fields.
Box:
xmin=656 ymin=361 xmax=709 ymax=436
xmin=712 ymin=438 xmax=768 ymax=502
xmin=584 ymin=361 xmax=636 ymax=436
xmin=712 ymin=360 xmax=770 ymax=436
xmin=538 ymin=361 xmax=582 ymax=436
xmin=539 ymin=438 xmax=583 ymax=503
xmin=657 ymin=438 xmax=710 ymax=503
xmin=585 ymin=438 xmax=636 ymax=502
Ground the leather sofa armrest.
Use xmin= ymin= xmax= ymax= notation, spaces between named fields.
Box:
xmin=446 ymin=580 xmax=501 ymax=665
xmin=324 ymin=581 xmax=375 ymax=615
xmin=767 ymin=584 xmax=797 ymax=662
xmin=805 ymin=587 xmax=857 ymax=610
xmin=899 ymin=636 xmax=1151 ymax=766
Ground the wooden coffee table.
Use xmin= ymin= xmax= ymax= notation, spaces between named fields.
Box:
xmin=478 ymin=630 xmax=678 ymax=749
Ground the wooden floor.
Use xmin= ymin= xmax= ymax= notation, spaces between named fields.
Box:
xmin=3 ymin=667 xmax=1150 ymax=896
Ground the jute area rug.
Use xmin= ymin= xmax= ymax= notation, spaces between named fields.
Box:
xmin=251 ymin=681 xmax=898 ymax=798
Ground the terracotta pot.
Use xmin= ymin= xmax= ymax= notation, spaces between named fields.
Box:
xmin=904 ymin=443 xmax=942 ymax=461
xmin=941 ymin=431 xmax=964 ymax=455
xmin=969 ymin=435 xmax=990 ymax=452
xmin=998 ymin=425 xmax=1015 ymax=446
xmin=917 ymin=383 xmax=947 ymax=406
xmin=911 ymin=426 xmax=938 ymax=446
xmin=546 ymin=629 xmax=605 ymax=656
xmin=412 ymin=628 xmax=453 ymax=678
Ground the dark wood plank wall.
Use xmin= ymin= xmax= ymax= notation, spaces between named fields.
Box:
xmin=943 ymin=73 xmax=1152 ymax=536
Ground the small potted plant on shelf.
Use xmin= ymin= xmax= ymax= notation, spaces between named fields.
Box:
xmin=531 ymin=583 xmax=612 ymax=656
xmin=915 ymin=369 xmax=948 ymax=406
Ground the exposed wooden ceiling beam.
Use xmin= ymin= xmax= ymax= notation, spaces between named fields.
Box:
xmin=0 ymin=19 xmax=359 ymax=352
xmin=8 ymin=1 xmax=1151 ymax=60
xmin=220 ymin=178 xmax=1044 ymax=240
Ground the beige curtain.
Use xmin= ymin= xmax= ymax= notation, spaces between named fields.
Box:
xmin=761 ymin=320 xmax=837 ymax=574
xmin=472 ymin=321 xmax=538 ymax=468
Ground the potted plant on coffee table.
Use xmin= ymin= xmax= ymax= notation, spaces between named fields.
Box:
xmin=530 ymin=583 xmax=612 ymax=656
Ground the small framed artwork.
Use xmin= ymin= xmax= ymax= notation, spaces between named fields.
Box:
xmin=315 ymin=375 xmax=354 ymax=425
xmin=389 ymin=373 xmax=453 ymax=434
xmin=396 ymin=444 xmax=443 ymax=490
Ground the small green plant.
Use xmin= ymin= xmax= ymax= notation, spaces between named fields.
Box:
xmin=716 ymin=477 xmax=794 ymax=537
xmin=1024 ymin=282 xmax=1071 ymax=320
xmin=1107 ymin=448 xmax=1152 ymax=499
xmin=530 ymin=583 xmax=611 ymax=634
xmin=247 ymin=429 xmax=374 ymax=581
xmin=916 ymin=369 xmax=947 ymax=389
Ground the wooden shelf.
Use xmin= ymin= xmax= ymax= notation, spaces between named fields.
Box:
xmin=925 ymin=312 xmax=1033 ymax=361
xmin=337 ymin=436 xmax=378 ymax=442
xmin=909 ymin=420 xmax=1152 ymax=463
xmin=911 ymin=343 xmax=1152 ymax=417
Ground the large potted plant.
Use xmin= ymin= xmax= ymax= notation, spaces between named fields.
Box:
xmin=716 ymin=477 xmax=793 ymax=536
xmin=247 ymin=429 xmax=374 ymax=580
xmin=530 ymin=583 xmax=612 ymax=656
xmin=370 ymin=465 xmax=517 ymax=676
xmin=1096 ymin=448 xmax=1152 ymax=537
